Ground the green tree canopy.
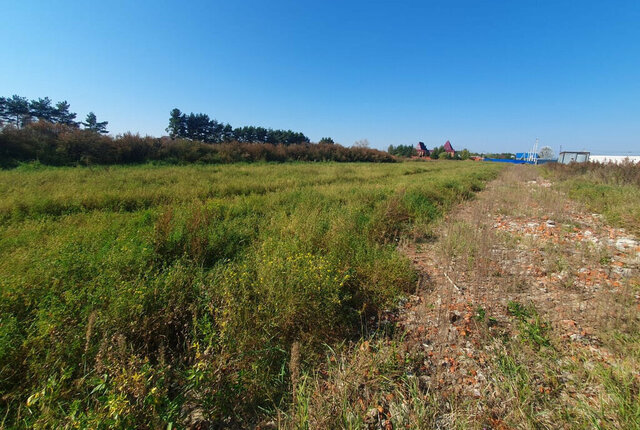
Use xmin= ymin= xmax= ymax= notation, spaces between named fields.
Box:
xmin=82 ymin=112 xmax=109 ymax=134
xmin=387 ymin=144 xmax=417 ymax=157
xmin=167 ymin=108 xmax=310 ymax=145
xmin=52 ymin=101 xmax=78 ymax=127
xmin=5 ymin=95 xmax=31 ymax=127
xmin=431 ymin=145 xmax=444 ymax=158
xmin=0 ymin=97 xmax=7 ymax=126
xmin=166 ymin=108 xmax=185 ymax=139
xmin=30 ymin=97 xmax=56 ymax=122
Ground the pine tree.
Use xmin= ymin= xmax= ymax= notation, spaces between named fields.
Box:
xmin=166 ymin=108 xmax=185 ymax=139
xmin=184 ymin=113 xmax=213 ymax=142
xmin=30 ymin=97 xmax=56 ymax=122
xmin=0 ymin=97 xmax=7 ymax=126
xmin=81 ymin=112 xmax=109 ymax=134
xmin=53 ymin=101 xmax=78 ymax=127
xmin=5 ymin=95 xmax=31 ymax=127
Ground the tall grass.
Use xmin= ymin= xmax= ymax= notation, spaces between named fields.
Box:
xmin=545 ymin=160 xmax=640 ymax=186
xmin=545 ymin=161 xmax=640 ymax=234
xmin=0 ymin=161 xmax=502 ymax=428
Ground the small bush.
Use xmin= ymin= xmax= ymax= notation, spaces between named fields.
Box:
xmin=507 ymin=301 xmax=551 ymax=349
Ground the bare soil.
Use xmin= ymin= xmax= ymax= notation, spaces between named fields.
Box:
xmin=397 ymin=165 xmax=639 ymax=427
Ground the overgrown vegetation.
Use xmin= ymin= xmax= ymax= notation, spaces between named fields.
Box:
xmin=279 ymin=165 xmax=639 ymax=429
xmin=545 ymin=161 xmax=640 ymax=234
xmin=0 ymin=96 xmax=368 ymax=168
xmin=0 ymin=122 xmax=393 ymax=167
xmin=0 ymin=95 xmax=311 ymax=145
xmin=0 ymin=161 xmax=502 ymax=428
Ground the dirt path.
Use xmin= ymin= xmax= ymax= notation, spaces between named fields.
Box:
xmin=397 ymin=165 xmax=640 ymax=428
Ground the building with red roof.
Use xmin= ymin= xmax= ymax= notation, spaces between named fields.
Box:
xmin=443 ymin=140 xmax=455 ymax=156
xmin=416 ymin=142 xmax=429 ymax=157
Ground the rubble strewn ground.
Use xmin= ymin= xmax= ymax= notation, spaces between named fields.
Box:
xmin=397 ymin=165 xmax=639 ymax=428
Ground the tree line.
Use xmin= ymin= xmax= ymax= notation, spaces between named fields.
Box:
xmin=0 ymin=97 xmax=397 ymax=167
xmin=0 ymin=95 xmax=109 ymax=133
xmin=481 ymin=152 xmax=515 ymax=159
xmin=0 ymin=122 xmax=392 ymax=167
xmin=387 ymin=144 xmax=472 ymax=160
xmin=167 ymin=108 xmax=310 ymax=145
xmin=387 ymin=144 xmax=416 ymax=157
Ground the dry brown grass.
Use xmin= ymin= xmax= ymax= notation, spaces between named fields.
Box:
xmin=546 ymin=160 xmax=640 ymax=187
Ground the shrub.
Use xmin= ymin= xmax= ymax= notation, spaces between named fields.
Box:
xmin=0 ymin=122 xmax=395 ymax=166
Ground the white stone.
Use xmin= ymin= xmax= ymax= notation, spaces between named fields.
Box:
xmin=616 ymin=237 xmax=638 ymax=252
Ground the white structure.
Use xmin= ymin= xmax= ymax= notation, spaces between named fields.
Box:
xmin=528 ymin=138 xmax=539 ymax=164
xmin=589 ymin=155 xmax=640 ymax=164
xmin=558 ymin=151 xmax=590 ymax=164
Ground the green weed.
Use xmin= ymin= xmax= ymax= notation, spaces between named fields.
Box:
xmin=0 ymin=161 xmax=503 ymax=427
xmin=507 ymin=301 xmax=551 ymax=349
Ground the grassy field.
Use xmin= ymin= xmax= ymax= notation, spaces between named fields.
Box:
xmin=0 ymin=161 xmax=503 ymax=428
xmin=544 ymin=161 xmax=640 ymax=235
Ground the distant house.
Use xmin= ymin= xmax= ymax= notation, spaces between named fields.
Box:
xmin=558 ymin=151 xmax=590 ymax=164
xmin=416 ymin=142 xmax=429 ymax=157
xmin=443 ymin=140 xmax=455 ymax=156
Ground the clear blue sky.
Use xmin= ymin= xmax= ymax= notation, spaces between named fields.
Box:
xmin=2 ymin=0 xmax=639 ymax=154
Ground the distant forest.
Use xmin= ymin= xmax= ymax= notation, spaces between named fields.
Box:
xmin=166 ymin=108 xmax=311 ymax=145
xmin=0 ymin=95 xmax=393 ymax=167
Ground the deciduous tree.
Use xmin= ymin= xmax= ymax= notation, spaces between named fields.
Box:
xmin=387 ymin=144 xmax=416 ymax=157
xmin=538 ymin=146 xmax=555 ymax=160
